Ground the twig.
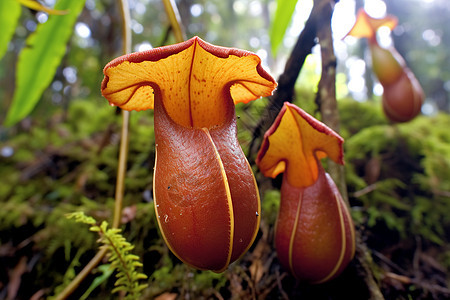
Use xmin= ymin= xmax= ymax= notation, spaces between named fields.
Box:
xmin=113 ymin=108 xmax=130 ymax=228
xmin=383 ymin=272 xmax=412 ymax=284
xmin=372 ymin=250 xmax=408 ymax=275
xmin=412 ymin=235 xmax=422 ymax=280
xmin=353 ymin=183 xmax=378 ymax=198
xmin=161 ymin=0 xmax=186 ymax=43
xmin=409 ymin=278 xmax=450 ymax=296
xmin=383 ymin=272 xmax=450 ymax=296
xmin=54 ymin=248 xmax=108 ymax=300
xmin=432 ymin=189 xmax=450 ymax=198
xmin=355 ymin=233 xmax=386 ymax=300
xmin=276 ymin=270 xmax=289 ymax=300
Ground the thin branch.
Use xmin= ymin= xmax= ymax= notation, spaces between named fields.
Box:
xmin=352 ymin=183 xmax=378 ymax=198
xmin=54 ymin=248 xmax=108 ymax=300
xmin=355 ymin=234 xmax=386 ymax=300
xmin=119 ymin=0 xmax=131 ymax=55
xmin=113 ymin=108 xmax=130 ymax=228
xmin=162 ymin=0 xmax=186 ymax=43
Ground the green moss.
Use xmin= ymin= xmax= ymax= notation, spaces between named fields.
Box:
xmin=338 ymin=98 xmax=388 ymax=139
xmin=345 ymin=112 xmax=450 ymax=247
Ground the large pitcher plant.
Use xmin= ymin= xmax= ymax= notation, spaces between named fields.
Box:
xmin=101 ymin=37 xmax=276 ymax=272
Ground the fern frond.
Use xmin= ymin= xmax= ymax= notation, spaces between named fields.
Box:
xmin=66 ymin=212 xmax=148 ymax=299
xmin=65 ymin=212 xmax=97 ymax=226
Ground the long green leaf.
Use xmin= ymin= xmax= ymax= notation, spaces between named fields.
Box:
xmin=17 ymin=0 xmax=69 ymax=15
xmin=0 ymin=0 xmax=22 ymax=61
xmin=269 ymin=0 xmax=298 ymax=56
xmin=4 ymin=0 xmax=86 ymax=126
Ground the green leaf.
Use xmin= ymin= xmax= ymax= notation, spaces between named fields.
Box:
xmin=17 ymin=0 xmax=69 ymax=15
xmin=269 ymin=0 xmax=298 ymax=55
xmin=4 ymin=0 xmax=87 ymax=126
xmin=0 ymin=0 xmax=22 ymax=61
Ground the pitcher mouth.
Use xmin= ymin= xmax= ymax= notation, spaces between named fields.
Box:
xmin=101 ymin=36 xmax=276 ymax=127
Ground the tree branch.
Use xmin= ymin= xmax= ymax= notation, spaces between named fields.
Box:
xmin=249 ymin=0 xmax=323 ymax=161
xmin=314 ymin=0 xmax=347 ymax=201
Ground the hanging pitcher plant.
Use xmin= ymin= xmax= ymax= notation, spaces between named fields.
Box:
xmin=345 ymin=9 xmax=424 ymax=123
xmin=256 ymin=102 xmax=355 ymax=283
xmin=101 ymin=36 xmax=277 ymax=272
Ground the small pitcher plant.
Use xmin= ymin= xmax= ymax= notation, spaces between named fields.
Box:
xmin=256 ymin=102 xmax=355 ymax=283
xmin=346 ymin=9 xmax=424 ymax=122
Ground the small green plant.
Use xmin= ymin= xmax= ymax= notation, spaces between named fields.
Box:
xmin=66 ymin=212 xmax=148 ymax=299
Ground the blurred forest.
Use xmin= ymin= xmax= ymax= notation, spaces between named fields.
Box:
xmin=1 ymin=0 xmax=450 ymax=299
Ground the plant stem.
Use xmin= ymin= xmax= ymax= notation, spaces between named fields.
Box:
xmin=162 ymin=0 xmax=186 ymax=43
xmin=112 ymin=0 xmax=131 ymax=231
xmin=119 ymin=0 xmax=131 ymax=55
xmin=113 ymin=108 xmax=130 ymax=228
xmin=54 ymin=0 xmax=131 ymax=298
xmin=54 ymin=248 xmax=108 ymax=300
xmin=314 ymin=0 xmax=347 ymax=201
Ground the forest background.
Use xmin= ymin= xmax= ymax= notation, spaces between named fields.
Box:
xmin=1 ymin=0 xmax=450 ymax=299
